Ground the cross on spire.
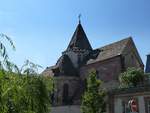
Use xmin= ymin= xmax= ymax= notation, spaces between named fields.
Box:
xmin=67 ymin=18 xmax=92 ymax=51
xmin=78 ymin=14 xmax=81 ymax=24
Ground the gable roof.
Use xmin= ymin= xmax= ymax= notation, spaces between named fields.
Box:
xmin=43 ymin=37 xmax=144 ymax=76
xmin=66 ymin=23 xmax=92 ymax=51
xmin=87 ymin=37 xmax=134 ymax=64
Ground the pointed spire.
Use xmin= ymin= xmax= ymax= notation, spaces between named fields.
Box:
xmin=66 ymin=22 xmax=92 ymax=51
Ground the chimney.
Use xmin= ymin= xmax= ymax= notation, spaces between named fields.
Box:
xmin=145 ymin=54 xmax=150 ymax=73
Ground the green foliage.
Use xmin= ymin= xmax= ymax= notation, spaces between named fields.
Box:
xmin=119 ymin=67 xmax=145 ymax=88
xmin=0 ymin=34 xmax=53 ymax=113
xmin=81 ymin=70 xmax=106 ymax=113
xmin=0 ymin=71 xmax=53 ymax=113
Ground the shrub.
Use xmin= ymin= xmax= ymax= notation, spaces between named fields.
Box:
xmin=119 ymin=67 xmax=145 ymax=88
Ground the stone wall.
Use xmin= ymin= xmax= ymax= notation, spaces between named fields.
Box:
xmin=51 ymin=105 xmax=81 ymax=113
xmin=53 ymin=76 xmax=83 ymax=105
xmin=80 ymin=56 xmax=122 ymax=90
xmin=122 ymin=39 xmax=144 ymax=69
xmin=51 ymin=105 xmax=109 ymax=113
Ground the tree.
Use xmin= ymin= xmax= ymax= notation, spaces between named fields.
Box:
xmin=119 ymin=67 xmax=145 ymax=88
xmin=0 ymin=72 xmax=53 ymax=113
xmin=81 ymin=70 xmax=106 ymax=113
xmin=0 ymin=33 xmax=53 ymax=113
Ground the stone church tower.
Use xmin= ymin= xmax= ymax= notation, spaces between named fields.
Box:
xmin=145 ymin=54 xmax=150 ymax=73
xmin=43 ymin=22 xmax=144 ymax=106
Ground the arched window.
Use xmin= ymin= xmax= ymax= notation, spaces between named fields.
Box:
xmin=62 ymin=83 xmax=69 ymax=105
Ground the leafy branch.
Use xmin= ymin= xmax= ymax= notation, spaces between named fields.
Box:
xmin=20 ymin=59 xmax=43 ymax=75
xmin=0 ymin=33 xmax=17 ymax=71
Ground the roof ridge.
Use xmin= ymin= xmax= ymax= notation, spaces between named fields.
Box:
xmin=87 ymin=37 xmax=133 ymax=65
xmin=95 ymin=37 xmax=132 ymax=50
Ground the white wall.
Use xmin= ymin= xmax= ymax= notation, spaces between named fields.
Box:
xmin=114 ymin=95 xmax=147 ymax=113
xmin=114 ymin=98 xmax=123 ymax=113
xmin=138 ymin=96 xmax=146 ymax=113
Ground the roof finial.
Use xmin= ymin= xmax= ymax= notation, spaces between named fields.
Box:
xmin=78 ymin=14 xmax=81 ymax=24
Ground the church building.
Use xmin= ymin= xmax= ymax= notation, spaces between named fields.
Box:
xmin=42 ymin=22 xmax=146 ymax=113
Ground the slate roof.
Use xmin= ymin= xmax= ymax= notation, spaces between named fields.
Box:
xmin=66 ymin=23 xmax=92 ymax=51
xmin=87 ymin=37 xmax=133 ymax=64
xmin=42 ymin=66 xmax=56 ymax=76
xmin=43 ymin=23 xmax=144 ymax=76
xmin=43 ymin=37 xmax=144 ymax=76
xmin=43 ymin=37 xmax=131 ymax=74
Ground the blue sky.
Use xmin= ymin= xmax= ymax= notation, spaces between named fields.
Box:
xmin=0 ymin=0 xmax=150 ymax=72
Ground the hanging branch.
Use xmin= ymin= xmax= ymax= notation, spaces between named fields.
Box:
xmin=20 ymin=59 xmax=43 ymax=75
xmin=0 ymin=33 xmax=17 ymax=71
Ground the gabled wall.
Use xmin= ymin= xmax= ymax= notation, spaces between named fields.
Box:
xmin=122 ymin=38 xmax=144 ymax=70
xmin=80 ymin=56 xmax=122 ymax=90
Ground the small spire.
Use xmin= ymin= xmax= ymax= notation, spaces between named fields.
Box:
xmin=66 ymin=17 xmax=92 ymax=51
xmin=78 ymin=14 xmax=81 ymax=24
